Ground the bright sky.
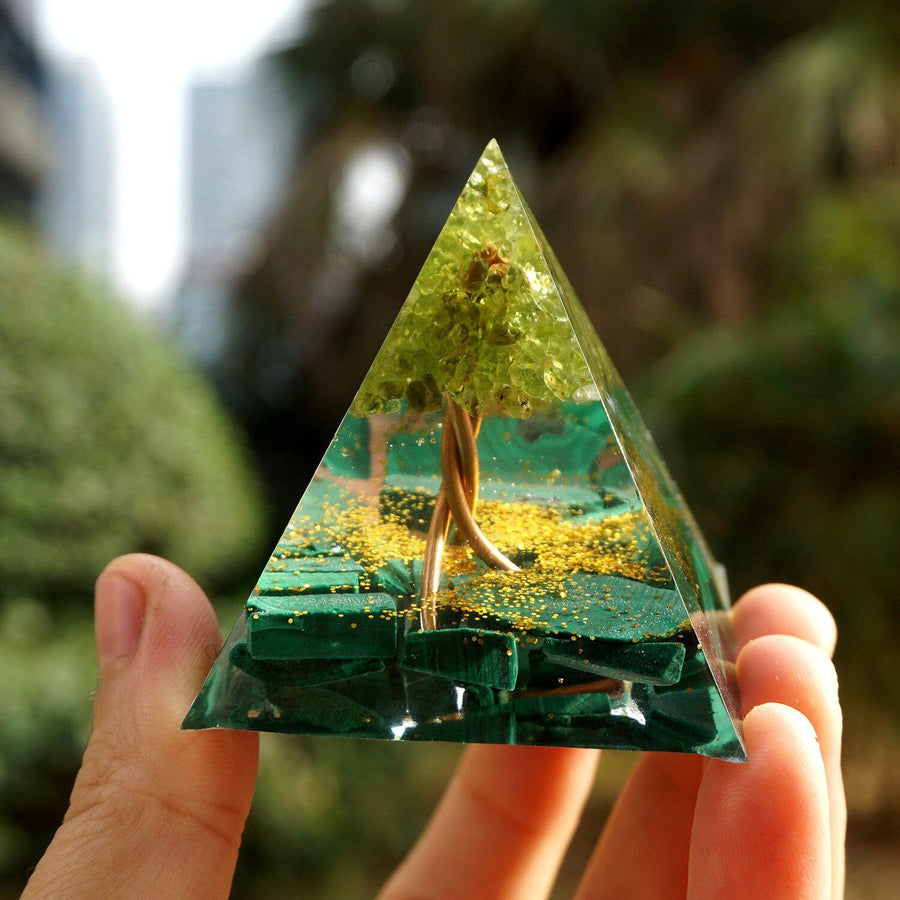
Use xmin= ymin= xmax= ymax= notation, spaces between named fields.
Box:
xmin=34 ymin=0 xmax=304 ymax=308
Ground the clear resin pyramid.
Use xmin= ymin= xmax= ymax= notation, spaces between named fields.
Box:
xmin=183 ymin=141 xmax=746 ymax=761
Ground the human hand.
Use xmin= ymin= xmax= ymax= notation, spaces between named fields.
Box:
xmin=24 ymin=555 xmax=843 ymax=899
xmin=22 ymin=555 xmax=259 ymax=898
xmin=381 ymin=586 xmax=845 ymax=899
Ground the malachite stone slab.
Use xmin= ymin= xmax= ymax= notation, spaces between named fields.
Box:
xmin=183 ymin=140 xmax=746 ymax=761
xmin=263 ymin=685 xmax=387 ymax=736
xmin=230 ymin=643 xmax=386 ymax=687
xmin=449 ymin=573 xmax=689 ymax=641
xmin=272 ymin=539 xmax=346 ymax=559
xmin=256 ymin=558 xmax=363 ymax=596
xmin=400 ymin=627 xmax=518 ymax=691
xmin=374 ymin=558 xmax=415 ymax=596
xmin=541 ymin=636 xmax=686 ymax=686
xmin=512 ymin=691 xmax=613 ymax=722
xmin=247 ymin=593 xmax=397 ymax=660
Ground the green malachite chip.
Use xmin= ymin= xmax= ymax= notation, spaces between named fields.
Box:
xmin=230 ymin=642 xmax=385 ymax=687
xmin=256 ymin=557 xmax=364 ymax=596
xmin=454 ymin=574 xmax=689 ymax=642
xmin=541 ymin=636 xmax=686 ymax=685
xmin=183 ymin=140 xmax=745 ymax=762
xmin=374 ymin=559 xmax=415 ymax=595
xmin=513 ymin=691 xmax=612 ymax=722
xmin=247 ymin=593 xmax=397 ymax=661
xmin=266 ymin=685 xmax=386 ymax=735
xmin=272 ymin=540 xmax=346 ymax=559
xmin=400 ymin=627 xmax=518 ymax=691
xmin=644 ymin=694 xmax=718 ymax=748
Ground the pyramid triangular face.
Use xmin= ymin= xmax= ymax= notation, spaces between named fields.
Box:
xmin=184 ymin=141 xmax=746 ymax=761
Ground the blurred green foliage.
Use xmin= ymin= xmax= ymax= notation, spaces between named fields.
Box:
xmin=0 ymin=608 xmax=95 ymax=887
xmin=0 ymin=223 xmax=266 ymax=892
xmin=0 ymin=223 xmax=265 ymax=600
xmin=237 ymin=736 xmax=460 ymax=898
xmin=643 ymin=183 xmax=900 ymax=704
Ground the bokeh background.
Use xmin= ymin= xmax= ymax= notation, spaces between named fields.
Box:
xmin=2 ymin=0 xmax=899 ymax=895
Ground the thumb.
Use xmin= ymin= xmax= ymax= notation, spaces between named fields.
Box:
xmin=23 ymin=554 xmax=259 ymax=899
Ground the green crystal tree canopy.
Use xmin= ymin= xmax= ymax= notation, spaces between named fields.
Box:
xmin=352 ymin=142 xmax=594 ymax=419
xmin=184 ymin=140 xmax=745 ymax=762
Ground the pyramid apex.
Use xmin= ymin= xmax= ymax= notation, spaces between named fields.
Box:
xmin=475 ymin=139 xmax=509 ymax=172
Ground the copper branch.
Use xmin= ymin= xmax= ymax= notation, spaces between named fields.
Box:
xmin=441 ymin=412 xmax=519 ymax=572
xmin=447 ymin=402 xmax=480 ymax=513
xmin=419 ymin=399 xmax=519 ymax=631
xmin=419 ymin=492 xmax=450 ymax=630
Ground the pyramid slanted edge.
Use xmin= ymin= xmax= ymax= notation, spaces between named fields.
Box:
xmin=183 ymin=140 xmax=746 ymax=761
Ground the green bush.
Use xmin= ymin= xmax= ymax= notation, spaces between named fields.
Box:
xmin=0 ymin=606 xmax=95 ymax=887
xmin=0 ymin=224 xmax=268 ymax=894
xmin=0 ymin=223 xmax=266 ymax=603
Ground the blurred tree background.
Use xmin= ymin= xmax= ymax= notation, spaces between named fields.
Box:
xmin=2 ymin=0 xmax=899 ymax=896
xmin=0 ymin=224 xmax=267 ymax=889
xmin=221 ymin=0 xmax=900 ymax=894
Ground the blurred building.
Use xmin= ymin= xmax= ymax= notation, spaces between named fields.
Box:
xmin=38 ymin=57 xmax=114 ymax=278
xmin=0 ymin=0 xmax=50 ymax=217
xmin=171 ymin=66 xmax=293 ymax=366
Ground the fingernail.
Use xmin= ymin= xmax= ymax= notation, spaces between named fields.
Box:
xmin=95 ymin=571 xmax=145 ymax=665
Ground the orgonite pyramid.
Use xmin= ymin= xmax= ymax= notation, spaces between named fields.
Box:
xmin=183 ymin=140 xmax=746 ymax=761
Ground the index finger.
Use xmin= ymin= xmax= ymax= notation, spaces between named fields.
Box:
xmin=380 ymin=745 xmax=599 ymax=900
xmin=574 ymin=582 xmax=839 ymax=899
xmin=732 ymin=583 xmax=837 ymax=656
